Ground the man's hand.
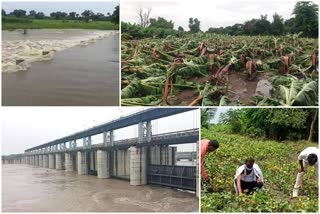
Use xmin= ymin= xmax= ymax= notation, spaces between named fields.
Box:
xmin=257 ymin=177 xmax=263 ymax=183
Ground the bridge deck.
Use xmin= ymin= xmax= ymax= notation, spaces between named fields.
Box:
xmin=25 ymin=108 xmax=196 ymax=152
xmin=25 ymin=129 xmax=199 ymax=155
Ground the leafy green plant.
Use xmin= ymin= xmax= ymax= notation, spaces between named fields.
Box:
xmin=201 ymin=126 xmax=318 ymax=212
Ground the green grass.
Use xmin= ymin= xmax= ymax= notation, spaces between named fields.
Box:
xmin=201 ymin=125 xmax=318 ymax=212
xmin=2 ymin=17 xmax=119 ymax=30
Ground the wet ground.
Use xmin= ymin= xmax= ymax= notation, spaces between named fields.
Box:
xmin=227 ymin=72 xmax=273 ymax=105
xmin=2 ymin=29 xmax=119 ymax=106
xmin=2 ymin=164 xmax=198 ymax=212
xmin=170 ymin=72 xmax=273 ymax=106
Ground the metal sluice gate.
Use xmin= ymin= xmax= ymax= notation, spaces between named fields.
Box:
xmin=147 ymin=164 xmax=196 ymax=191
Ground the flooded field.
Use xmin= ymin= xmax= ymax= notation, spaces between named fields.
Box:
xmin=2 ymin=29 xmax=119 ymax=106
xmin=169 ymin=72 xmax=273 ymax=106
xmin=2 ymin=164 xmax=198 ymax=212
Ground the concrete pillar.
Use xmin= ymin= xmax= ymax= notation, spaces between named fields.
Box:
xmin=31 ymin=156 xmax=33 ymax=165
xmin=161 ymin=145 xmax=169 ymax=165
xmin=146 ymin=121 xmax=152 ymax=142
xmin=49 ymin=154 xmax=55 ymax=169
xmin=34 ymin=155 xmax=39 ymax=167
xmin=43 ymin=155 xmax=49 ymax=168
xmin=138 ymin=122 xmax=144 ymax=144
xmin=150 ymin=145 xmax=160 ymax=165
xmin=168 ymin=146 xmax=177 ymax=165
xmin=30 ymin=156 xmax=33 ymax=165
xmin=117 ymin=150 xmax=124 ymax=176
xmin=65 ymin=153 xmax=74 ymax=171
xmin=39 ymin=155 xmax=43 ymax=167
xmin=77 ymin=151 xmax=88 ymax=175
xmin=110 ymin=131 xmax=114 ymax=146
xmin=55 ymin=153 xmax=63 ymax=170
xmin=126 ymin=150 xmax=130 ymax=175
xmin=89 ymin=152 xmax=95 ymax=171
xmin=97 ymin=150 xmax=110 ymax=178
xmin=129 ymin=146 xmax=147 ymax=185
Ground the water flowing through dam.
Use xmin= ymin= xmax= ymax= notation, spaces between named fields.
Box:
xmin=2 ymin=164 xmax=198 ymax=212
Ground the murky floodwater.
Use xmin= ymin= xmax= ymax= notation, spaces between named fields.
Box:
xmin=2 ymin=165 xmax=198 ymax=212
xmin=2 ymin=29 xmax=119 ymax=106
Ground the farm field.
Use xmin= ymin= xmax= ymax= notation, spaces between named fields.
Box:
xmin=201 ymin=126 xmax=318 ymax=212
xmin=2 ymin=17 xmax=119 ymax=30
xmin=121 ymin=33 xmax=318 ymax=106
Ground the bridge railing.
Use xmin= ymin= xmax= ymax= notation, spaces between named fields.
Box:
xmin=24 ymin=128 xmax=199 ymax=155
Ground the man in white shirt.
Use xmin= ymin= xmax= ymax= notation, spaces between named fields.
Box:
xmin=234 ymin=158 xmax=264 ymax=195
xmin=292 ymin=147 xmax=319 ymax=197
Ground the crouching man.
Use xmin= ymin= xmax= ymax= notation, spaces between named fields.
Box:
xmin=234 ymin=158 xmax=264 ymax=195
xmin=292 ymin=147 xmax=319 ymax=197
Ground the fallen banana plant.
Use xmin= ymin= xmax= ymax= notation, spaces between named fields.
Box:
xmin=121 ymin=30 xmax=318 ymax=106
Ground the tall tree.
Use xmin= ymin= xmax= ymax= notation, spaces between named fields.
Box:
xmin=149 ymin=17 xmax=174 ymax=29
xmin=68 ymin=12 xmax=77 ymax=20
xmin=35 ymin=12 xmax=45 ymax=19
xmin=11 ymin=9 xmax=26 ymax=17
xmin=111 ymin=5 xmax=119 ymax=24
xmin=243 ymin=19 xmax=256 ymax=35
xmin=2 ymin=9 xmax=6 ymax=16
xmin=292 ymin=1 xmax=318 ymax=37
xmin=29 ymin=10 xmax=36 ymax=17
xmin=50 ymin=12 xmax=56 ymax=19
xmin=252 ymin=15 xmax=271 ymax=35
xmin=188 ymin=17 xmax=200 ymax=32
xmin=271 ymin=13 xmax=284 ymax=35
xmin=81 ymin=10 xmax=94 ymax=21
xmin=307 ymin=109 xmax=318 ymax=142
xmin=178 ymin=26 xmax=184 ymax=31
xmin=138 ymin=8 xmax=151 ymax=27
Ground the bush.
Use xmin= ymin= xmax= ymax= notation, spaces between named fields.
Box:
xmin=2 ymin=16 xmax=32 ymax=24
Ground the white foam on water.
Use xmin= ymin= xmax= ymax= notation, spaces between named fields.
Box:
xmin=2 ymin=30 xmax=118 ymax=73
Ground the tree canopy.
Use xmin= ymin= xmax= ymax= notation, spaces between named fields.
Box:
xmin=188 ymin=17 xmax=201 ymax=32
xmin=206 ymin=1 xmax=318 ymax=37
xmin=2 ymin=5 xmax=119 ymax=23
xmin=149 ymin=17 xmax=174 ymax=29
xmin=218 ymin=108 xmax=318 ymax=141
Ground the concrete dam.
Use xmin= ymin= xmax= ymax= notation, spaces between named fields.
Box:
xmin=3 ymin=108 xmax=199 ymax=196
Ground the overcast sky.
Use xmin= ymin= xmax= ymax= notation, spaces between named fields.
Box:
xmin=2 ymin=1 xmax=119 ymax=16
xmin=121 ymin=0 xmax=303 ymax=31
xmin=1 ymin=107 xmax=199 ymax=155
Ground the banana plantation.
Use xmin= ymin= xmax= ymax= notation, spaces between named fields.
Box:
xmin=121 ymin=33 xmax=318 ymax=106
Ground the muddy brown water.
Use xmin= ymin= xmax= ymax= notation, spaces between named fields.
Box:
xmin=2 ymin=30 xmax=119 ymax=106
xmin=2 ymin=164 xmax=198 ymax=212
xmin=227 ymin=72 xmax=273 ymax=105
xmin=171 ymin=72 xmax=273 ymax=106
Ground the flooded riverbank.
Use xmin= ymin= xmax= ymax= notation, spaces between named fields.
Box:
xmin=2 ymin=164 xmax=198 ymax=212
xmin=2 ymin=29 xmax=119 ymax=106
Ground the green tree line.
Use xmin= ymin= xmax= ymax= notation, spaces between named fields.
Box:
xmin=207 ymin=2 xmax=318 ymax=38
xmin=213 ymin=108 xmax=318 ymax=142
xmin=123 ymin=1 xmax=318 ymax=38
xmin=2 ymin=5 xmax=119 ymax=24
